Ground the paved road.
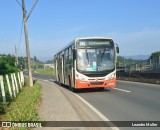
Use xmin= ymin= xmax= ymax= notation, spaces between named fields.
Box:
xmin=77 ymin=81 xmax=160 ymax=130
xmin=24 ymin=71 xmax=55 ymax=81
xmin=77 ymin=81 xmax=160 ymax=121
xmin=31 ymin=74 xmax=160 ymax=130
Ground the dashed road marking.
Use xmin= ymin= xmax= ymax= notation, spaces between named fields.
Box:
xmin=112 ymin=88 xmax=131 ymax=93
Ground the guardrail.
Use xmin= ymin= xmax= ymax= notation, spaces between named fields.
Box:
xmin=125 ymin=57 xmax=160 ymax=74
xmin=0 ymin=71 xmax=24 ymax=104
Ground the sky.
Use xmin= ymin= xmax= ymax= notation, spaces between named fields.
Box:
xmin=0 ymin=0 xmax=160 ymax=61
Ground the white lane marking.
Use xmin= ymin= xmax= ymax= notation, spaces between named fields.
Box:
xmin=73 ymin=93 xmax=120 ymax=130
xmin=112 ymin=88 xmax=131 ymax=93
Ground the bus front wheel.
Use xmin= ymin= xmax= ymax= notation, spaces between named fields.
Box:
xmin=98 ymin=87 xmax=104 ymax=91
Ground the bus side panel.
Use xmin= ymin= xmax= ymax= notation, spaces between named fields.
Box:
xmin=64 ymin=47 xmax=74 ymax=87
xmin=64 ymin=62 xmax=72 ymax=86
xmin=62 ymin=55 xmax=65 ymax=84
xmin=72 ymin=54 xmax=76 ymax=88
xmin=54 ymin=58 xmax=58 ymax=81
xmin=71 ymin=67 xmax=75 ymax=88
xmin=57 ymin=54 xmax=63 ymax=84
xmin=64 ymin=57 xmax=69 ymax=86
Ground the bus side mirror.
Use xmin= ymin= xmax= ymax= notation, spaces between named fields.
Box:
xmin=73 ymin=49 xmax=76 ymax=59
xmin=116 ymin=47 xmax=119 ymax=53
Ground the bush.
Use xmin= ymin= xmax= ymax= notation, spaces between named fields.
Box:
xmin=0 ymin=54 xmax=19 ymax=75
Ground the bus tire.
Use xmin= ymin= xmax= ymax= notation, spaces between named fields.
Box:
xmin=58 ymin=75 xmax=61 ymax=86
xmin=69 ymin=86 xmax=74 ymax=92
xmin=99 ymin=87 xmax=104 ymax=91
xmin=69 ymin=75 xmax=73 ymax=92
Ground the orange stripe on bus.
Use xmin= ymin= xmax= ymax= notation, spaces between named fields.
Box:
xmin=75 ymin=78 xmax=116 ymax=89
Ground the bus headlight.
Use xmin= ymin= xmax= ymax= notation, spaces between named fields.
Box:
xmin=108 ymin=73 xmax=115 ymax=80
xmin=76 ymin=74 xmax=86 ymax=81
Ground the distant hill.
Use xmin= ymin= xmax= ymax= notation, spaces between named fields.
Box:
xmin=124 ymin=55 xmax=150 ymax=60
xmin=39 ymin=56 xmax=53 ymax=62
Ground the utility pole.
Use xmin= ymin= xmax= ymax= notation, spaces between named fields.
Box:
xmin=123 ymin=57 xmax=125 ymax=66
xmin=21 ymin=0 xmax=38 ymax=87
xmin=15 ymin=45 xmax=19 ymax=66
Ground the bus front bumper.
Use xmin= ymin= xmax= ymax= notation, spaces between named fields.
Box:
xmin=75 ymin=78 xmax=116 ymax=89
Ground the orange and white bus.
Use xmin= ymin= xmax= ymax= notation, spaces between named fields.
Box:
xmin=54 ymin=37 xmax=119 ymax=91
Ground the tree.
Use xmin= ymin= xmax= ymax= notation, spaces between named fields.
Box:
xmin=45 ymin=59 xmax=54 ymax=64
xmin=150 ymin=51 xmax=160 ymax=59
xmin=34 ymin=56 xmax=37 ymax=62
xmin=117 ymin=56 xmax=143 ymax=67
xmin=0 ymin=54 xmax=18 ymax=75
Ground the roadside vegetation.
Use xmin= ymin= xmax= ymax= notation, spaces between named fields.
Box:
xmin=117 ymin=51 xmax=160 ymax=67
xmin=0 ymin=54 xmax=42 ymax=129
xmin=117 ymin=51 xmax=160 ymax=84
xmin=0 ymin=54 xmax=19 ymax=109
xmin=0 ymin=78 xmax=42 ymax=129
xmin=34 ymin=69 xmax=54 ymax=76
xmin=0 ymin=54 xmax=19 ymax=75
xmin=150 ymin=51 xmax=160 ymax=59
xmin=117 ymin=56 xmax=143 ymax=67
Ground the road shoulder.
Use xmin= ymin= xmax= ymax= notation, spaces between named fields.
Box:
xmin=36 ymin=80 xmax=111 ymax=130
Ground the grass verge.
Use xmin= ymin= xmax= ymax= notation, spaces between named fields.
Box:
xmin=1 ymin=78 xmax=42 ymax=129
xmin=34 ymin=69 xmax=54 ymax=76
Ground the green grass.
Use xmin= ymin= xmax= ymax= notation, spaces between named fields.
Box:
xmin=34 ymin=69 xmax=54 ymax=76
xmin=1 ymin=78 xmax=42 ymax=130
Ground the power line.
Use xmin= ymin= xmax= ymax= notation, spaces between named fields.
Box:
xmin=15 ymin=0 xmax=22 ymax=8
xmin=26 ymin=0 xmax=38 ymax=21
xmin=15 ymin=0 xmax=26 ymax=12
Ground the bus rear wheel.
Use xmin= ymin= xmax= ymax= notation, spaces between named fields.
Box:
xmin=58 ymin=76 xmax=61 ymax=86
xmin=69 ymin=86 xmax=76 ymax=92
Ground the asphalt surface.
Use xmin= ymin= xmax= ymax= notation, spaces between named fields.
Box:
xmin=30 ymin=73 xmax=160 ymax=130
xmin=76 ymin=81 xmax=160 ymax=130
xmin=77 ymin=81 xmax=160 ymax=121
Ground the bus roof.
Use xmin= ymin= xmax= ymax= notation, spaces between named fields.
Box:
xmin=75 ymin=37 xmax=113 ymax=41
xmin=54 ymin=37 xmax=113 ymax=56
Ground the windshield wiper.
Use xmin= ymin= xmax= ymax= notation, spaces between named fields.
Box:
xmin=85 ymin=47 xmax=89 ymax=64
xmin=101 ymin=48 xmax=106 ymax=61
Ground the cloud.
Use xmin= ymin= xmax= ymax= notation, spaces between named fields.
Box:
xmin=105 ymin=28 xmax=160 ymax=56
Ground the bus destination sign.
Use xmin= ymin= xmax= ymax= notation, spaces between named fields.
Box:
xmin=77 ymin=40 xmax=112 ymax=47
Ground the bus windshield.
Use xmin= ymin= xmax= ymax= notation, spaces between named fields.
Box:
xmin=77 ymin=47 xmax=115 ymax=72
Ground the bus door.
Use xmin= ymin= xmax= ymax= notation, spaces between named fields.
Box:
xmin=62 ymin=54 xmax=65 ymax=84
xmin=72 ymin=49 xmax=76 ymax=88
